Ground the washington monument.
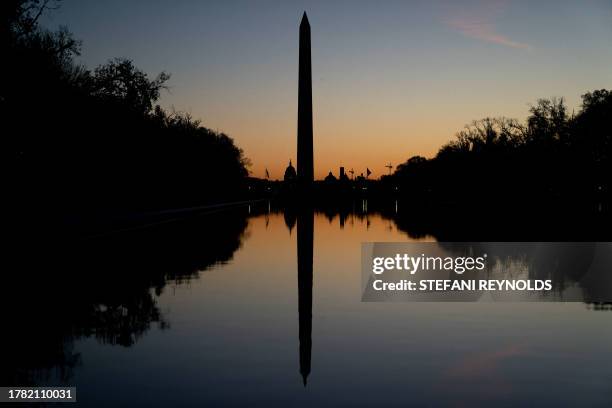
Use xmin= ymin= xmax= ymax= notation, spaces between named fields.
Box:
xmin=297 ymin=12 xmax=314 ymax=184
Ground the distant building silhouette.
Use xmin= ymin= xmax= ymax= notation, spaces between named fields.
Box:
xmin=324 ymin=171 xmax=337 ymax=182
xmin=339 ymin=167 xmax=349 ymax=182
xmin=284 ymin=160 xmax=297 ymax=182
xmin=297 ymin=12 xmax=314 ymax=184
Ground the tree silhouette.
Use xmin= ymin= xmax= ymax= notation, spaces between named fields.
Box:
xmin=4 ymin=1 xmax=251 ymax=223
xmin=92 ymin=58 xmax=170 ymax=115
xmin=390 ymin=91 xmax=611 ymax=211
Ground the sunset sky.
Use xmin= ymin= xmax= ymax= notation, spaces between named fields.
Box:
xmin=44 ymin=0 xmax=612 ymax=179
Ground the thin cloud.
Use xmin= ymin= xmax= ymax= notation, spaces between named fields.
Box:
xmin=446 ymin=2 xmax=532 ymax=51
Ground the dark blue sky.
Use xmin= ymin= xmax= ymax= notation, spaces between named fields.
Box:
xmin=42 ymin=0 xmax=612 ymax=178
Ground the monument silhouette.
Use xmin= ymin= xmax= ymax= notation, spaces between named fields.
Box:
xmin=297 ymin=12 xmax=314 ymax=184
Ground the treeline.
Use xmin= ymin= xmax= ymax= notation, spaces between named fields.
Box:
xmin=3 ymin=1 xmax=250 ymax=218
xmin=390 ymin=91 xmax=612 ymax=208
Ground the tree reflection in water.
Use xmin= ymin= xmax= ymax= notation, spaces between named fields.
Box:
xmin=3 ymin=208 xmax=250 ymax=386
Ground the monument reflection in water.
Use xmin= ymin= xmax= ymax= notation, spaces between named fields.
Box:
xmin=297 ymin=209 xmax=314 ymax=385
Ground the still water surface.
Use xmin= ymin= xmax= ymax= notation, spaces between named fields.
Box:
xmin=8 ymin=204 xmax=612 ymax=406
